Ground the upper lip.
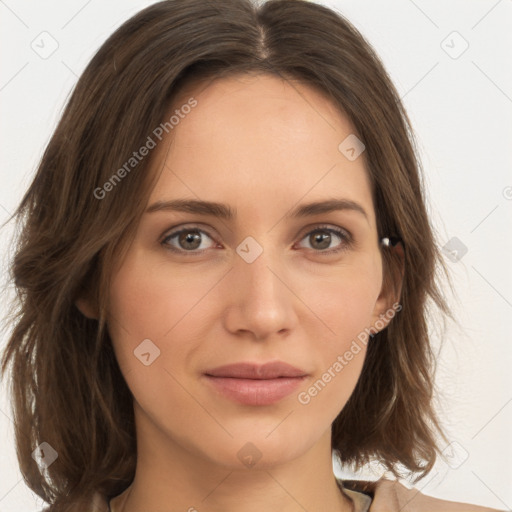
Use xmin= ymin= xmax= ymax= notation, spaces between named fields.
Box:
xmin=204 ymin=361 xmax=308 ymax=379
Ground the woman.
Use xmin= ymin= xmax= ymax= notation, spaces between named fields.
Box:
xmin=0 ymin=1 xmax=504 ymax=511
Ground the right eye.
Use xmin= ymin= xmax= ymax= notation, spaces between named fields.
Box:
xmin=161 ymin=226 xmax=220 ymax=254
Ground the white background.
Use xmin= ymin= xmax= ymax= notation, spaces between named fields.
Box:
xmin=0 ymin=0 xmax=511 ymax=510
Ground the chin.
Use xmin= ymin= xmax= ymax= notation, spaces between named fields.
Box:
xmin=197 ymin=430 xmax=314 ymax=471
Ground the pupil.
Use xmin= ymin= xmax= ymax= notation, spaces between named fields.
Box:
xmin=312 ymin=231 xmax=330 ymax=250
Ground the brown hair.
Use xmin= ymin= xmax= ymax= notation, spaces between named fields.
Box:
xmin=0 ymin=0 xmax=453 ymax=510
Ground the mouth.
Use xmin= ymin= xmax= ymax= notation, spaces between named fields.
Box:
xmin=203 ymin=375 xmax=308 ymax=406
xmin=203 ymin=361 xmax=309 ymax=406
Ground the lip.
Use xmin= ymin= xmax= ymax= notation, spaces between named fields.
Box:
xmin=205 ymin=361 xmax=308 ymax=379
xmin=203 ymin=361 xmax=309 ymax=406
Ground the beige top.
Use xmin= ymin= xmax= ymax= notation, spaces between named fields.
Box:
xmin=41 ymin=477 xmax=505 ymax=511
xmin=103 ymin=479 xmax=371 ymax=512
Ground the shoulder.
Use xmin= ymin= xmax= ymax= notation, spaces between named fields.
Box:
xmin=342 ymin=477 xmax=506 ymax=512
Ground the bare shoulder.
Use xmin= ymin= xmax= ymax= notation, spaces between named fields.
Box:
xmin=368 ymin=477 xmax=506 ymax=512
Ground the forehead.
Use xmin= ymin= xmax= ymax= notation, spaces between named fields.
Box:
xmin=172 ymin=72 xmax=355 ymax=148
xmin=148 ymin=73 xmax=375 ymax=227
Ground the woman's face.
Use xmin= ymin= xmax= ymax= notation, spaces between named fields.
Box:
xmin=105 ymin=73 xmax=395 ymax=470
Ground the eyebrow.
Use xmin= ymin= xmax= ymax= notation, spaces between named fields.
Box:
xmin=145 ymin=198 xmax=368 ymax=221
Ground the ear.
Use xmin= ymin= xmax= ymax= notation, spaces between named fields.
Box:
xmin=75 ymin=295 xmax=99 ymax=320
xmin=370 ymin=242 xmax=404 ymax=333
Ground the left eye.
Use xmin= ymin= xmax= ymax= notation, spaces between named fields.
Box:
xmin=295 ymin=227 xmax=351 ymax=254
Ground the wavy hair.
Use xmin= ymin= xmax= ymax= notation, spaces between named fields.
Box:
xmin=1 ymin=0 xmax=452 ymax=510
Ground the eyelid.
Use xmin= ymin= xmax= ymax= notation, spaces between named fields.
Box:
xmin=160 ymin=222 xmax=215 ymax=241
xmin=295 ymin=223 xmax=351 ymax=241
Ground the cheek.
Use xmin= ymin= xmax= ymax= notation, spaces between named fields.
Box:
xmin=294 ymin=291 xmax=377 ymax=427
xmin=302 ymin=256 xmax=382 ymax=343
xmin=107 ymin=250 xmax=217 ymax=372
xmin=106 ymin=254 xmax=216 ymax=435
xmin=299 ymin=258 xmax=381 ymax=393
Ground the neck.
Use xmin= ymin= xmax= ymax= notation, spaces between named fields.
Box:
xmin=110 ymin=407 xmax=354 ymax=512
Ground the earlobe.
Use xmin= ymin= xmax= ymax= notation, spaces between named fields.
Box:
xmin=75 ymin=296 xmax=99 ymax=320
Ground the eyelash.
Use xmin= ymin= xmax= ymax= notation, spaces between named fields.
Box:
xmin=160 ymin=224 xmax=353 ymax=257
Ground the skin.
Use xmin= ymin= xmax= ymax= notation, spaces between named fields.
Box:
xmin=78 ymin=73 xmax=401 ymax=512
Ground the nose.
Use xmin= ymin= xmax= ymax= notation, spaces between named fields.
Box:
xmin=222 ymin=245 xmax=298 ymax=340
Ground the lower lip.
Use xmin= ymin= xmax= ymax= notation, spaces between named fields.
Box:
xmin=204 ymin=375 xmax=307 ymax=406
